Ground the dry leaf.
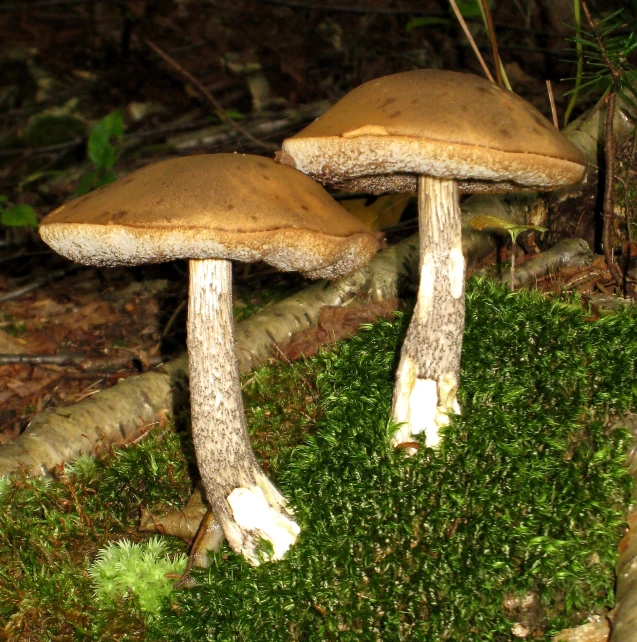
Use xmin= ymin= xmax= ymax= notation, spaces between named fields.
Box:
xmin=339 ymin=194 xmax=413 ymax=231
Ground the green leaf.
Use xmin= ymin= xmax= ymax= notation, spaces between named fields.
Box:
xmin=88 ymin=110 xmax=124 ymax=171
xmin=72 ymin=171 xmax=101 ymax=198
xmin=0 ymin=203 xmax=38 ymax=228
xmin=406 ymin=16 xmax=451 ymax=31
xmin=468 ymin=214 xmax=547 ymax=243
xmin=224 ymin=109 xmax=246 ymax=121
xmin=93 ymin=170 xmax=118 ymax=190
xmin=453 ymin=0 xmax=486 ymax=19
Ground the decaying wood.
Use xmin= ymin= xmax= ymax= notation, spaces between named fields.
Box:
xmin=0 ymin=351 xmax=164 ymax=370
xmin=167 ymin=101 xmax=330 ymax=153
xmin=145 ymin=38 xmax=276 ymax=153
xmin=0 ymin=354 xmax=189 ymax=476
xmin=2 ymin=97 xmax=636 ymax=631
xmin=0 ymin=221 xmax=489 ymax=477
xmin=0 ymin=213 xmax=574 ymax=477
xmin=503 ymin=238 xmax=594 ymax=289
xmin=276 ymin=298 xmax=402 ymax=360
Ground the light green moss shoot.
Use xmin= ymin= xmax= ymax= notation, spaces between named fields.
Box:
xmin=88 ymin=538 xmax=187 ymax=616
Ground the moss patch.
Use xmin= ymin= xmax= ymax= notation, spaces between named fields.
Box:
xmin=1 ymin=278 xmax=635 ymax=641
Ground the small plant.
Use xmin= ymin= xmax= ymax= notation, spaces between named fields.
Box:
xmin=565 ymin=6 xmax=637 ymax=114
xmin=73 ymin=109 xmax=124 ymax=197
xmin=0 ymin=196 xmax=38 ymax=228
xmin=469 ymin=214 xmax=547 ymax=290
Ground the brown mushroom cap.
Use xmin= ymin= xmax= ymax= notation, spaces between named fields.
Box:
xmin=39 ymin=154 xmax=379 ymax=279
xmin=277 ymin=69 xmax=587 ymax=194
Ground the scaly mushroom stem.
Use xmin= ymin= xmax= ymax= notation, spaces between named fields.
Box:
xmin=187 ymin=258 xmax=300 ymax=565
xmin=391 ymin=176 xmax=465 ymax=448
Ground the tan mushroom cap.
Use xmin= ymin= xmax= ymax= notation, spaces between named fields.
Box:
xmin=277 ymin=69 xmax=587 ymax=194
xmin=39 ymin=154 xmax=379 ymax=279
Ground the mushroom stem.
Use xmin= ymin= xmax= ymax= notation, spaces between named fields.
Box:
xmin=187 ymin=258 xmax=300 ymax=565
xmin=391 ymin=176 xmax=465 ymax=448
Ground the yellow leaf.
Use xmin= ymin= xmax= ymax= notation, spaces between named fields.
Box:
xmin=339 ymin=193 xmax=414 ymax=231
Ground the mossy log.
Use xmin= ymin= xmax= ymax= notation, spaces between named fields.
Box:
xmin=610 ymin=415 xmax=637 ymax=642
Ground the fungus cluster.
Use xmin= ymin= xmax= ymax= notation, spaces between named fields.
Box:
xmin=40 ymin=69 xmax=586 ymax=567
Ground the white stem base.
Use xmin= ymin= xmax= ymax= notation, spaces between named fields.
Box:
xmin=188 ymin=258 xmax=299 ymax=565
xmin=391 ymin=176 xmax=465 ymax=449
xmin=391 ymin=358 xmax=461 ymax=448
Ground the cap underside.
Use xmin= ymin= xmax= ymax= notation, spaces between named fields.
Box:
xmin=39 ymin=222 xmax=377 ymax=279
xmin=281 ymin=134 xmax=585 ymax=194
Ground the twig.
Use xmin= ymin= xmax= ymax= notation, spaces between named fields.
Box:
xmin=0 ymin=0 xmax=89 ymax=9
xmin=0 ymin=120 xmax=215 ymax=159
xmin=144 ymin=39 xmax=276 ymax=152
xmin=581 ymin=2 xmax=620 ymax=79
xmin=581 ymin=1 xmax=625 ymax=291
xmin=257 ymin=0 xmax=444 ymax=14
xmin=168 ymin=101 xmax=329 ymax=153
xmin=479 ymin=0 xmax=504 ymax=87
xmin=0 ymin=351 xmax=164 ymax=370
xmin=545 ymin=80 xmax=558 ymax=128
xmin=0 ymin=265 xmax=82 ymax=303
xmin=0 ymin=138 xmax=84 ymax=159
xmin=162 ymin=300 xmax=186 ymax=337
xmin=0 ymin=103 xmax=326 ymax=162
xmin=259 ymin=0 xmax=563 ymax=32
xmin=0 ymin=250 xmax=52 ymax=266
xmin=624 ymin=121 xmax=637 ymax=242
xmin=447 ymin=0 xmax=495 ymax=83
xmin=602 ymin=91 xmax=625 ymax=290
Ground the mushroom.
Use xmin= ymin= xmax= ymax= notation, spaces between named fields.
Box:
xmin=39 ymin=153 xmax=379 ymax=564
xmin=276 ymin=69 xmax=586 ymax=448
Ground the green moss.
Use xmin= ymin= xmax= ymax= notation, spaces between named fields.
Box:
xmin=1 ymin=278 xmax=635 ymax=641
xmin=149 ymin=279 xmax=635 ymax=641
xmin=88 ymin=538 xmax=187 ymax=616
xmin=0 ymin=429 xmax=193 ymax=641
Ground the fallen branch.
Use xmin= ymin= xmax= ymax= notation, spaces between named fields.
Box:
xmin=145 ymin=39 xmax=276 ymax=153
xmin=0 ymin=265 xmax=81 ymax=303
xmin=166 ymin=101 xmax=329 ymax=153
xmin=0 ymin=222 xmax=491 ymax=477
xmin=0 ymin=351 xmax=163 ymax=370
xmin=502 ymin=238 xmax=594 ymax=289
